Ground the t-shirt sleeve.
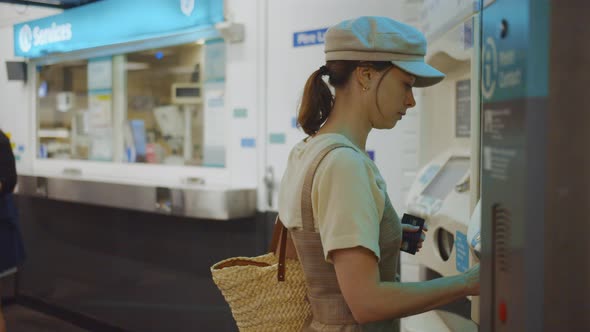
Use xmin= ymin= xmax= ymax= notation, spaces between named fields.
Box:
xmin=312 ymin=148 xmax=385 ymax=263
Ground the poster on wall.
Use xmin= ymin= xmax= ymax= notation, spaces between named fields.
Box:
xmin=86 ymin=57 xmax=113 ymax=161
xmin=88 ymin=58 xmax=112 ymax=91
xmin=455 ymin=79 xmax=471 ymax=138
xmin=202 ymin=83 xmax=225 ymax=167
xmin=87 ymin=94 xmax=113 ymax=161
xmin=204 ymin=40 xmax=226 ymax=83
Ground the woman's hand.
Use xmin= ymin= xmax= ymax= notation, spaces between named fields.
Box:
xmin=401 ymin=223 xmax=428 ymax=252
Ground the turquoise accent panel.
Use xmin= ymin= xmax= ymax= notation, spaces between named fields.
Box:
xmin=269 ymin=133 xmax=286 ymax=145
xmin=481 ymin=0 xmax=549 ymax=102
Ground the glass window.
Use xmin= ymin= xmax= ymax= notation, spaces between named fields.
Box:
xmin=37 ymin=58 xmax=115 ymax=161
xmin=124 ymin=42 xmax=226 ymax=167
xmin=35 ymin=40 xmax=227 ymax=167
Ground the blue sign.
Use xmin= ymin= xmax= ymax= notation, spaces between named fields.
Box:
xmin=14 ymin=0 xmax=224 ymax=58
xmin=241 ymin=138 xmax=256 ymax=148
xmin=39 ymin=144 xmax=47 ymax=159
xmin=130 ymin=120 xmax=147 ymax=156
xmin=455 ymin=231 xmax=470 ymax=273
xmin=481 ymin=0 xmax=549 ymax=102
xmin=293 ymin=28 xmax=328 ymax=48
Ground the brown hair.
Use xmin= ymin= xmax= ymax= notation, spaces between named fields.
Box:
xmin=297 ymin=60 xmax=392 ymax=136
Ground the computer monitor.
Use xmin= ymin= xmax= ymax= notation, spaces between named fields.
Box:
xmin=421 ymin=156 xmax=470 ymax=200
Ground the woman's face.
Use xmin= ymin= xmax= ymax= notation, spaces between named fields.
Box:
xmin=367 ymin=66 xmax=417 ymax=129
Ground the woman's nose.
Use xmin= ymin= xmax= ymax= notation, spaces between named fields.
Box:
xmin=406 ymin=90 xmax=416 ymax=108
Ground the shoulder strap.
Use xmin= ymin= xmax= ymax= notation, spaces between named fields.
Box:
xmin=272 ymin=143 xmax=353 ymax=282
xmin=301 ymin=143 xmax=353 ymax=232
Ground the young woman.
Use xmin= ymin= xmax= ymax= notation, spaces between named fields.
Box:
xmin=278 ymin=16 xmax=479 ymax=331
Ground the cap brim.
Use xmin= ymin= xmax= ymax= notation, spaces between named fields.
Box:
xmin=391 ymin=60 xmax=445 ymax=88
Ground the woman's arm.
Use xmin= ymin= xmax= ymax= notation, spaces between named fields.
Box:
xmin=332 ymin=246 xmax=479 ymax=324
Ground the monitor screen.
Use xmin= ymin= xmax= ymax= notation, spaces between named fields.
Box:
xmin=6 ymin=61 xmax=27 ymax=81
xmin=176 ymin=87 xmax=200 ymax=97
xmin=421 ymin=157 xmax=470 ymax=200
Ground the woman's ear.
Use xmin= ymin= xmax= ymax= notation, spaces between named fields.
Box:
xmin=355 ymin=66 xmax=373 ymax=90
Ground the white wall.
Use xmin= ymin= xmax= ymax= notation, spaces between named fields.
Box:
xmin=262 ymin=0 xmax=419 ymax=212
xmin=225 ymin=0 xmax=262 ymax=189
xmin=0 ymin=4 xmax=61 ymax=174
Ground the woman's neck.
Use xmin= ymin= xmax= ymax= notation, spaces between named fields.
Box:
xmin=316 ymin=93 xmax=371 ymax=150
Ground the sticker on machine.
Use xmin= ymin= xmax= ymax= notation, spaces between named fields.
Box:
xmin=241 ymin=138 xmax=256 ymax=148
xmin=455 ymin=231 xmax=470 ymax=273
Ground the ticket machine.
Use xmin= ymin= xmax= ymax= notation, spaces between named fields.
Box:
xmin=402 ymin=4 xmax=482 ymax=331
xmin=407 ymin=150 xmax=473 ymax=277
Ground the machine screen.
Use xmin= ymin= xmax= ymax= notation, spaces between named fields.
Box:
xmin=176 ymin=87 xmax=200 ymax=97
xmin=421 ymin=157 xmax=470 ymax=200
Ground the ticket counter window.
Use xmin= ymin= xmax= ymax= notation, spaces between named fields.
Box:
xmin=37 ymin=59 xmax=114 ymax=161
xmin=124 ymin=42 xmax=224 ymax=167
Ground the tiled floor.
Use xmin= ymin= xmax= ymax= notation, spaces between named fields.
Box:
xmin=4 ymin=305 xmax=89 ymax=332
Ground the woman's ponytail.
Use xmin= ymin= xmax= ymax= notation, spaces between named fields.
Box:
xmin=297 ymin=67 xmax=333 ymax=136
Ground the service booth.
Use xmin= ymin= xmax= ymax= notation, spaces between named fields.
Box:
xmin=14 ymin=0 xmax=255 ymax=219
xmin=7 ymin=1 xmax=263 ymax=331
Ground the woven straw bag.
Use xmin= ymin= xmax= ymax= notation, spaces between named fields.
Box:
xmin=211 ymin=218 xmax=311 ymax=331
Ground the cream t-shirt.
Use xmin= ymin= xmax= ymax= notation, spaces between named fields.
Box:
xmin=278 ymin=133 xmax=390 ymax=263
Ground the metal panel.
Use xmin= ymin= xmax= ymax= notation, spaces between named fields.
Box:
xmin=183 ymin=188 xmax=257 ymax=220
xmin=544 ymin=2 xmax=590 ymax=331
xmin=481 ymin=1 xmax=548 ymax=331
xmin=47 ymin=178 xmax=156 ymax=212
xmin=17 ymin=175 xmax=257 ymax=220
xmin=481 ymin=0 xmax=589 ymax=331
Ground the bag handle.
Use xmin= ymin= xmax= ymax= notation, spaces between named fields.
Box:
xmin=268 ymin=216 xmax=289 ymax=281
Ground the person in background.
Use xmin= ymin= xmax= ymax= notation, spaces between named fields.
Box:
xmin=0 ymin=130 xmax=25 ymax=332
xmin=278 ymin=16 xmax=479 ymax=331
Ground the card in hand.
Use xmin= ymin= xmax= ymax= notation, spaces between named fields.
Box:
xmin=401 ymin=213 xmax=425 ymax=255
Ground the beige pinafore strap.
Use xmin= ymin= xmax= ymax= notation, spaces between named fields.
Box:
xmin=291 ymin=143 xmax=361 ymax=328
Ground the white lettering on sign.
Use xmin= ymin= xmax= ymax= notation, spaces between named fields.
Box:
xmin=293 ymin=28 xmax=328 ymax=47
xmin=18 ymin=24 xmax=33 ymax=52
xmin=499 ymin=70 xmax=522 ymax=89
xmin=19 ymin=22 xmax=72 ymax=53
xmin=482 ymin=37 xmax=498 ymax=99
xmin=180 ymin=0 xmax=195 ymax=16
xmin=297 ymin=33 xmax=317 ymax=45
xmin=33 ymin=22 xmax=73 ymax=46
xmin=499 ymin=50 xmax=516 ymax=66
